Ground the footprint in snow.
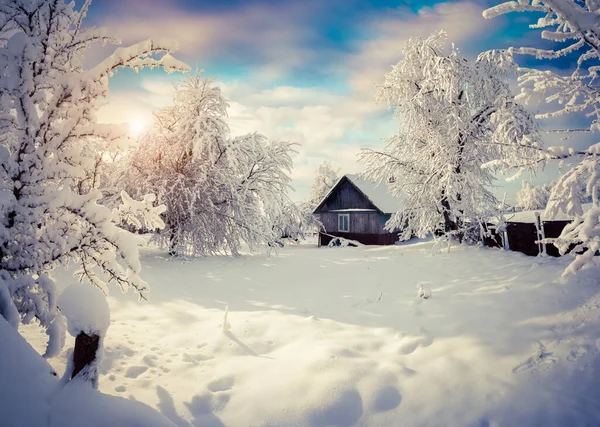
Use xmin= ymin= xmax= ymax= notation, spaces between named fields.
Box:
xmin=309 ymin=388 xmax=363 ymax=427
xmin=183 ymin=353 xmax=213 ymax=365
xmin=397 ymin=334 xmax=433 ymax=355
xmin=207 ymin=376 xmax=234 ymax=392
xmin=567 ymin=346 xmax=588 ymax=362
xmin=143 ymin=355 xmax=158 ymax=367
xmin=512 ymin=341 xmax=557 ymax=374
xmin=125 ymin=365 xmax=149 ymax=378
xmin=371 ymin=386 xmax=402 ymax=412
xmin=115 ymin=385 xmax=126 ymax=393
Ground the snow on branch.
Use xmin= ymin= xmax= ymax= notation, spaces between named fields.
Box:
xmin=88 ymin=39 xmax=190 ymax=80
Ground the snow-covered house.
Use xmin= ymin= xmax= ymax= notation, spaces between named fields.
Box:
xmin=313 ymin=174 xmax=403 ymax=246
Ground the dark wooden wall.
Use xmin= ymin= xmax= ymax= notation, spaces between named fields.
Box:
xmin=318 ymin=212 xmax=389 ymax=234
xmin=500 ymin=220 xmax=571 ymax=257
xmin=505 ymin=222 xmax=539 ymax=256
xmin=314 ymin=178 xmax=377 ymax=213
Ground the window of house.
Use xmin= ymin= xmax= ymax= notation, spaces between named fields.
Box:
xmin=338 ymin=214 xmax=349 ymax=232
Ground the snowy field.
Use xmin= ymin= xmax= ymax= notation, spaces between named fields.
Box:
xmin=23 ymin=240 xmax=600 ymax=426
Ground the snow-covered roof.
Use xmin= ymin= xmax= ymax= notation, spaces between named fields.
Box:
xmin=345 ymin=174 xmax=404 ymax=214
xmin=502 ymin=203 xmax=593 ymax=223
xmin=313 ymin=173 xmax=404 ymax=215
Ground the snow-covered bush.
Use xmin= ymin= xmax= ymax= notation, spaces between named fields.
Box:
xmin=361 ymin=32 xmax=540 ymax=242
xmin=0 ymin=0 xmax=188 ymax=353
xmin=127 ymin=73 xmax=297 ymax=256
xmin=516 ymin=181 xmax=550 ymax=211
xmin=417 ymin=284 xmax=432 ymax=299
xmin=484 ymin=1 xmax=600 ymax=275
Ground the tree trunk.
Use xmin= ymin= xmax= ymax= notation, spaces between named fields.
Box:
xmin=167 ymin=221 xmax=178 ymax=256
xmin=440 ymin=190 xmax=457 ymax=234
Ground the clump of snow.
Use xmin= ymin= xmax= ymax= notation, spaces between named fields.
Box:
xmin=327 ymin=236 xmax=362 ymax=247
xmin=59 ymin=285 xmax=110 ymax=337
xmin=43 ymin=315 xmax=66 ymax=358
xmin=222 ymin=305 xmax=231 ymax=332
xmin=417 ymin=284 xmax=432 ymax=299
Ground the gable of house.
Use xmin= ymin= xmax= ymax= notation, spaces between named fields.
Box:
xmin=313 ymin=174 xmax=403 ymax=215
xmin=313 ymin=176 xmax=379 ymax=214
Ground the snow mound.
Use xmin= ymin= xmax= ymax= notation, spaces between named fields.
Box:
xmin=0 ymin=316 xmax=56 ymax=427
xmin=50 ymin=377 xmax=176 ymax=427
xmin=59 ymin=284 xmax=110 ymax=337
xmin=327 ymin=236 xmax=362 ymax=247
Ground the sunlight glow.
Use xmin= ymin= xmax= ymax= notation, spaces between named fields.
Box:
xmin=129 ymin=119 xmax=148 ymax=138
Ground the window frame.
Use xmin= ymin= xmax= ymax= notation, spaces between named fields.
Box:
xmin=338 ymin=214 xmax=350 ymax=232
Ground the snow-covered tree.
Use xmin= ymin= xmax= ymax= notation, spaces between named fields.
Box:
xmin=0 ymin=0 xmax=188 ymax=353
xmin=270 ymin=201 xmax=321 ymax=246
xmin=516 ymin=181 xmax=550 ymax=210
xmin=361 ymin=32 xmax=540 ymax=242
xmin=309 ymin=161 xmax=339 ymax=208
xmin=484 ymin=1 xmax=600 ymax=275
xmin=128 ymin=73 xmax=297 ymax=256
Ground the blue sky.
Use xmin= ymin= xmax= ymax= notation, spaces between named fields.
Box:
xmin=87 ymin=0 xmax=589 ymax=203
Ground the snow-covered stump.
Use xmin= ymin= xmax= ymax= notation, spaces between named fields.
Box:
xmin=72 ymin=332 xmax=101 ymax=380
xmin=59 ymin=285 xmax=110 ymax=388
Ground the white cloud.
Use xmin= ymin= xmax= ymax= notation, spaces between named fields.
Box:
xmin=96 ymin=2 xmax=497 ymax=201
xmin=345 ymin=2 xmax=494 ymax=97
xmin=94 ymin=1 xmax=323 ymax=81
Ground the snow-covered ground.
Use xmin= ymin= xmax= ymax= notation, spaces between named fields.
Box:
xmin=22 ymin=240 xmax=600 ymax=426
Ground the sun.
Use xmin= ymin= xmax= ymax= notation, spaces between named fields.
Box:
xmin=129 ymin=119 xmax=148 ymax=138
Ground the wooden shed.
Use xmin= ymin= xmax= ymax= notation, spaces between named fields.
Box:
xmin=313 ymin=174 xmax=403 ymax=246
xmin=491 ymin=204 xmax=592 ymax=257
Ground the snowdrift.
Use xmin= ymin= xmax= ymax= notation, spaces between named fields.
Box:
xmin=15 ymin=241 xmax=600 ymax=426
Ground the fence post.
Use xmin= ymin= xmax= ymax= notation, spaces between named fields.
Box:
xmin=534 ymin=212 xmax=546 ymax=256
